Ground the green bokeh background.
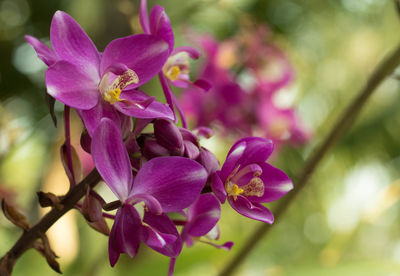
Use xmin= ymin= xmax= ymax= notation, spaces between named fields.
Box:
xmin=1 ymin=0 xmax=400 ymax=275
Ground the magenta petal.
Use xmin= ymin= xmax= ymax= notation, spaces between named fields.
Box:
xmin=248 ymin=163 xmax=293 ymax=203
xmin=141 ymin=223 xmax=177 ymax=248
xmin=77 ymin=101 xmax=120 ymax=136
xmin=143 ymin=212 xmax=182 ymax=257
xmin=187 ymin=194 xmax=221 ymax=237
xmin=133 ymin=118 xmax=153 ymax=136
xmin=211 ymin=172 xmax=227 ymax=204
xmin=131 ymin=156 xmax=208 ymax=212
xmin=109 ymin=205 xmax=141 ymax=266
xmin=149 ymin=5 xmax=174 ymax=51
xmin=50 ymin=11 xmax=100 ymax=81
xmin=184 ymin=141 xmax=200 ymax=159
xmin=154 ymin=119 xmax=184 ymax=155
xmin=220 ymin=137 xmax=274 ymax=181
xmin=139 ymin=0 xmax=150 ymax=34
xmin=199 ymin=239 xmax=234 ymax=250
xmin=116 ymin=89 xmax=174 ymax=120
xmin=193 ymin=79 xmax=212 ymax=92
xmin=216 ymin=241 xmax=234 ymax=251
xmin=179 ymin=128 xmax=198 ymax=144
xmin=143 ymin=138 xmax=170 ymax=159
xmin=101 ymin=34 xmax=169 ymax=87
xmin=171 ymin=46 xmax=200 ymax=59
xmin=45 ymin=60 xmax=99 ymax=110
xmin=91 ymin=118 xmax=133 ymax=201
xmin=196 ymin=148 xmax=220 ymax=177
xmin=228 ymin=196 xmax=274 ymax=224
xmin=127 ymin=193 xmax=163 ymax=215
xmin=25 ymin=35 xmax=57 ymax=66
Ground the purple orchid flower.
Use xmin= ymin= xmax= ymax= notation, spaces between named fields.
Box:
xmin=180 ymin=34 xmax=255 ymax=135
xmin=91 ymin=118 xmax=208 ymax=265
xmin=239 ymin=25 xmax=294 ymax=94
xmin=211 ymin=137 xmax=293 ymax=223
xmin=139 ymin=0 xmax=210 ymax=127
xmin=26 ymin=11 xmax=174 ymax=135
xmin=256 ymin=93 xmax=311 ymax=146
xmin=181 ymin=193 xmax=233 ymax=250
xmin=139 ymin=119 xmax=220 ymax=184
xmin=180 ymin=31 xmax=310 ymax=149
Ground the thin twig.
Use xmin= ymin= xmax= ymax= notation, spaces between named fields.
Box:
xmin=0 ymin=169 xmax=101 ymax=275
xmin=218 ymin=42 xmax=400 ymax=276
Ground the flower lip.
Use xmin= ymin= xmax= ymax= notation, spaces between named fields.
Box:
xmin=99 ymin=65 xmax=140 ymax=104
xmin=225 ymin=164 xmax=265 ymax=200
xmin=162 ymin=52 xmax=190 ymax=83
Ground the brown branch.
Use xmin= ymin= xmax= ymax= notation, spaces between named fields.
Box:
xmin=218 ymin=42 xmax=400 ymax=276
xmin=0 ymin=169 xmax=101 ymax=275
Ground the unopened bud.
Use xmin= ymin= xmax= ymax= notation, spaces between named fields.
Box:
xmin=143 ymin=138 xmax=170 ymax=159
xmin=154 ymin=119 xmax=184 ymax=155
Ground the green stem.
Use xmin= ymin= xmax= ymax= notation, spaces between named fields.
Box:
xmin=218 ymin=41 xmax=400 ymax=276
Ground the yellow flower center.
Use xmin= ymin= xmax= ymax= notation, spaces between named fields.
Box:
xmin=165 ymin=65 xmax=181 ymax=82
xmin=99 ymin=68 xmax=139 ymax=104
xmin=225 ymin=166 xmax=265 ymax=201
xmin=227 ymin=184 xmax=244 ymax=200
xmin=103 ymin=88 xmax=122 ymax=104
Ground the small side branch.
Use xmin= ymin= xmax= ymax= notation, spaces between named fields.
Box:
xmin=0 ymin=169 xmax=101 ymax=275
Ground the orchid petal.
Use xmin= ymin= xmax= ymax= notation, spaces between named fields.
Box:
xmin=198 ymin=239 xmax=234 ymax=251
xmin=131 ymin=156 xmax=207 ymax=212
xmin=204 ymin=224 xmax=220 ymax=240
xmin=103 ymin=62 xmax=130 ymax=76
xmin=196 ymin=148 xmax=220 ymax=177
xmin=143 ymin=138 xmax=170 ymax=159
xmin=143 ymin=212 xmax=182 ymax=257
xmin=115 ymin=89 xmax=174 ymax=120
xmin=154 ymin=119 xmax=184 ymax=155
xmin=45 ymin=60 xmax=99 ymax=110
xmin=228 ymin=196 xmax=274 ymax=224
xmin=25 ymin=35 xmax=57 ymax=66
xmin=193 ymin=79 xmax=212 ymax=91
xmin=139 ymin=0 xmax=150 ymax=34
xmin=184 ymin=141 xmax=200 ymax=159
xmin=248 ymin=163 xmax=293 ymax=203
xmin=220 ymin=137 xmax=274 ymax=181
xmin=179 ymin=128 xmax=198 ymax=144
xmin=149 ymin=5 xmax=174 ymax=51
xmin=109 ymin=205 xmax=141 ymax=266
xmin=127 ymin=193 xmax=163 ymax=215
xmin=141 ymin=223 xmax=177 ymax=248
xmin=171 ymin=46 xmax=200 ymax=59
xmin=211 ymin=172 xmax=227 ymax=204
xmin=77 ymin=101 xmax=120 ymax=136
xmin=211 ymin=241 xmax=234 ymax=251
xmin=50 ymin=11 xmax=100 ymax=83
xmin=101 ymin=34 xmax=169 ymax=87
xmin=186 ymin=194 xmax=221 ymax=237
xmin=91 ymin=118 xmax=133 ymax=201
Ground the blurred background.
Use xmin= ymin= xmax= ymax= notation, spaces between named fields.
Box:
xmin=1 ymin=0 xmax=400 ymax=275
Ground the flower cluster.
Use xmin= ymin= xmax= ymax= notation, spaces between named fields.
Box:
xmin=180 ymin=25 xmax=310 ymax=147
xmin=26 ymin=2 xmax=293 ymax=275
